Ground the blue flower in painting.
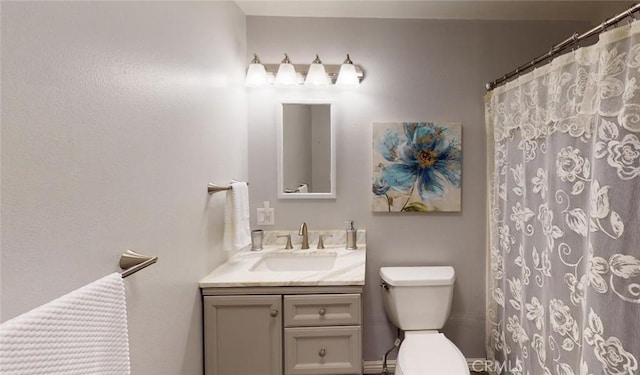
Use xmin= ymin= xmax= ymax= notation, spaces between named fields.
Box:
xmin=376 ymin=127 xmax=402 ymax=162
xmin=375 ymin=123 xmax=461 ymax=201
xmin=372 ymin=174 xmax=390 ymax=196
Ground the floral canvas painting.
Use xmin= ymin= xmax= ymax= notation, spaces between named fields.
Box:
xmin=372 ymin=122 xmax=462 ymax=212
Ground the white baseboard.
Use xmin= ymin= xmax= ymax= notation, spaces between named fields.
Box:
xmin=363 ymin=358 xmax=488 ymax=374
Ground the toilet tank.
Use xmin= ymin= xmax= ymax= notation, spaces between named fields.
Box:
xmin=380 ymin=266 xmax=455 ymax=331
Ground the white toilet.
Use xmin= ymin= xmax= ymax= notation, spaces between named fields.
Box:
xmin=380 ymin=266 xmax=470 ymax=375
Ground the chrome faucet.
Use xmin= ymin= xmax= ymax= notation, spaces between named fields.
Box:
xmin=298 ymin=222 xmax=309 ymax=249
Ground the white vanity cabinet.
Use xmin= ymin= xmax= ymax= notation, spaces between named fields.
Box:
xmin=202 ymin=287 xmax=363 ymax=375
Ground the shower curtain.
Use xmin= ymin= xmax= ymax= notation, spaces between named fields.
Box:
xmin=485 ymin=23 xmax=640 ymax=375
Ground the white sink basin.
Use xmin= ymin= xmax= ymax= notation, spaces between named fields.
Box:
xmin=251 ymin=251 xmax=338 ymax=272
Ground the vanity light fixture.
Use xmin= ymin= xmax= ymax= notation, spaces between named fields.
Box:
xmin=275 ymin=53 xmax=298 ymax=87
xmin=335 ymin=54 xmax=360 ymax=88
xmin=245 ymin=53 xmax=268 ymax=87
xmin=304 ymin=54 xmax=330 ymax=87
xmin=245 ymin=53 xmax=364 ymax=88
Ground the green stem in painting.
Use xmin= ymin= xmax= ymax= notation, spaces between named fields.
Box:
xmin=400 ymin=183 xmax=416 ymax=211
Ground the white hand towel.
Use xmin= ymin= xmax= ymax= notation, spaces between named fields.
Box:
xmin=0 ymin=273 xmax=130 ymax=375
xmin=297 ymin=184 xmax=308 ymax=193
xmin=223 ymin=181 xmax=251 ymax=252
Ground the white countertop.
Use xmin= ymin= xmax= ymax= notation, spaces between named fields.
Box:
xmin=199 ymin=245 xmax=366 ymax=288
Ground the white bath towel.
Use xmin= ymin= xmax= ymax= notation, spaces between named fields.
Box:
xmin=223 ymin=181 xmax=251 ymax=252
xmin=0 ymin=273 xmax=130 ymax=375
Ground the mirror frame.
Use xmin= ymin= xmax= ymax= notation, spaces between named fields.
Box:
xmin=277 ymin=100 xmax=336 ymax=199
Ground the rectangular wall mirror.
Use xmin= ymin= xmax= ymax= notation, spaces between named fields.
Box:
xmin=278 ymin=101 xmax=336 ymax=199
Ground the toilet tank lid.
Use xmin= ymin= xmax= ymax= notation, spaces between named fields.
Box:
xmin=379 ymin=266 xmax=455 ymax=286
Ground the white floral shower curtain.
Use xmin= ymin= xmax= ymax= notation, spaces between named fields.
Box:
xmin=485 ymin=22 xmax=640 ymax=375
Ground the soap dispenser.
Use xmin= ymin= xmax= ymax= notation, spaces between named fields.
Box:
xmin=345 ymin=220 xmax=358 ymax=250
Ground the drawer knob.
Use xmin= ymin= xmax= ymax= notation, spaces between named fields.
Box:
xmin=319 ymin=348 xmax=326 ymax=357
xmin=270 ymin=309 xmax=278 ymax=317
xmin=318 ymin=307 xmax=326 ymax=316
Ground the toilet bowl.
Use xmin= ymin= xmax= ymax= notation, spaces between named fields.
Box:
xmin=396 ymin=331 xmax=468 ymax=375
xmin=380 ymin=266 xmax=469 ymax=375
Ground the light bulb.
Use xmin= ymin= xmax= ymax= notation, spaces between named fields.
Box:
xmin=245 ymin=54 xmax=268 ymax=87
xmin=336 ymin=54 xmax=360 ymax=88
xmin=304 ymin=54 xmax=330 ymax=87
xmin=275 ymin=54 xmax=298 ymax=86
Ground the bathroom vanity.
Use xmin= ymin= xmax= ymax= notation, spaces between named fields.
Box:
xmin=199 ymin=231 xmax=366 ymax=375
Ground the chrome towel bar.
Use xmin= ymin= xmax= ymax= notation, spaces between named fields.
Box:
xmin=119 ymin=250 xmax=158 ymax=278
xmin=207 ymin=181 xmax=249 ymax=195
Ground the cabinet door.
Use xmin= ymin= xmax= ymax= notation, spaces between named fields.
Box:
xmin=204 ymin=295 xmax=282 ymax=375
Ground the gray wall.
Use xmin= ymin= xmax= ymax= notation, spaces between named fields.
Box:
xmin=1 ymin=2 xmax=247 ymax=374
xmin=247 ymin=17 xmax=588 ymax=360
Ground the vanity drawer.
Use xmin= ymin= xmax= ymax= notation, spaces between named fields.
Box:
xmin=284 ymin=294 xmax=361 ymax=327
xmin=284 ymin=326 xmax=361 ymax=375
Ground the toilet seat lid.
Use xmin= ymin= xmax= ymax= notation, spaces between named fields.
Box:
xmin=396 ymin=331 xmax=469 ymax=375
xmin=379 ymin=266 xmax=455 ymax=286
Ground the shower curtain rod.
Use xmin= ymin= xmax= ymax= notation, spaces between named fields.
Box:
xmin=486 ymin=3 xmax=640 ymax=91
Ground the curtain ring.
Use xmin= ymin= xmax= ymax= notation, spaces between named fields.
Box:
xmin=571 ymin=32 xmax=579 ymax=51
